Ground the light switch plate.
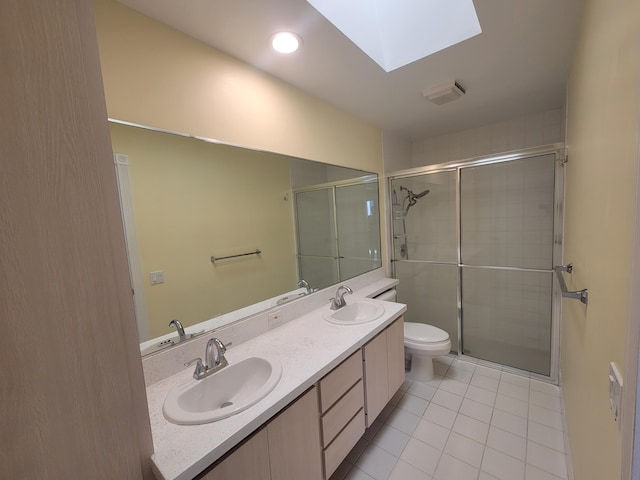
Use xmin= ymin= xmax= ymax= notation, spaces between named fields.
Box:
xmin=150 ymin=270 xmax=165 ymax=285
xmin=609 ymin=362 xmax=623 ymax=429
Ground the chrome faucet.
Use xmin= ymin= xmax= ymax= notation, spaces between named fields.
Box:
xmin=184 ymin=337 xmax=230 ymax=380
xmin=168 ymin=319 xmax=187 ymax=342
xmin=330 ymin=285 xmax=353 ymax=310
xmin=297 ymin=279 xmax=312 ymax=294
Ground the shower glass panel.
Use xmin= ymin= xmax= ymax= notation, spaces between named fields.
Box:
xmin=336 ymin=182 xmax=382 ymax=280
xmin=460 ymin=154 xmax=556 ymax=375
xmin=295 ymin=188 xmax=337 ymax=289
xmin=395 ymin=262 xmax=459 ymax=353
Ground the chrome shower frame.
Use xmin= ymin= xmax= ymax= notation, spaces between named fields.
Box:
xmin=387 ymin=143 xmax=565 ymax=384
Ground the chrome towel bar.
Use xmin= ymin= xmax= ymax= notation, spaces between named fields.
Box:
xmin=554 ymin=264 xmax=588 ymax=305
xmin=211 ymin=249 xmax=261 ymax=263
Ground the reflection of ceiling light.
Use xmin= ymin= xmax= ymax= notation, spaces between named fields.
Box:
xmin=423 ymin=81 xmax=466 ymax=105
xmin=306 ymin=0 xmax=481 ymax=72
xmin=271 ymin=32 xmax=302 ymax=54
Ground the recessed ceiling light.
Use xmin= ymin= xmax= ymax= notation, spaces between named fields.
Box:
xmin=271 ymin=32 xmax=302 ymax=54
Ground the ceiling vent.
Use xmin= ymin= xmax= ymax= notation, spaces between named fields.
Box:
xmin=423 ymin=81 xmax=466 ymax=105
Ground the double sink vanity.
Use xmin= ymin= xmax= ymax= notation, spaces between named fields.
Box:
xmin=145 ymin=277 xmax=406 ymax=480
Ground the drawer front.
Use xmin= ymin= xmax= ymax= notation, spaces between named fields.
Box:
xmin=323 ymin=409 xmax=365 ymax=478
xmin=321 ymin=379 xmax=364 ymax=447
xmin=319 ymin=351 xmax=362 ymax=413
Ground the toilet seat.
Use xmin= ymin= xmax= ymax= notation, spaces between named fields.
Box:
xmin=404 ymin=322 xmax=449 ymax=344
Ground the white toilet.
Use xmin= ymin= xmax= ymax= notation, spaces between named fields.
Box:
xmin=373 ymin=288 xmax=451 ymax=382
xmin=404 ymin=322 xmax=451 ymax=382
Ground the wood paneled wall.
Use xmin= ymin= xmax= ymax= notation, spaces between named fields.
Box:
xmin=0 ymin=0 xmax=153 ymax=478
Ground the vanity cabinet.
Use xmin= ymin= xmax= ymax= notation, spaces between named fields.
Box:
xmin=200 ymin=387 xmax=322 ymax=480
xmin=318 ymin=351 xmax=365 ymax=478
xmin=362 ymin=316 xmax=405 ymax=427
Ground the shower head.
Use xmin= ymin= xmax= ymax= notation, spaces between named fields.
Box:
xmin=400 ymin=186 xmax=430 ymax=212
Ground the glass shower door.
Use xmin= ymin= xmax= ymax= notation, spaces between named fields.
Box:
xmin=460 ymin=154 xmax=556 ymax=375
xmin=391 ymin=171 xmax=459 ymax=351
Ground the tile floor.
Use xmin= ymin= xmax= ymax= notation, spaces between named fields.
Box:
xmin=331 ymin=356 xmax=571 ymax=480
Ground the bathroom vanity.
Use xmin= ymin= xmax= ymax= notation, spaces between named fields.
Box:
xmin=145 ymin=279 xmax=405 ymax=480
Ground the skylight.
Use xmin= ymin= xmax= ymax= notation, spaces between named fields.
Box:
xmin=306 ymin=0 xmax=482 ymax=72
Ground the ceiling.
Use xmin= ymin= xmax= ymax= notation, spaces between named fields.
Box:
xmin=116 ymin=0 xmax=584 ymax=141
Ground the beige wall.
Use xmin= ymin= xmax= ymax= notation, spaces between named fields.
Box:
xmin=94 ymin=0 xmax=382 ymax=174
xmin=563 ymin=0 xmax=640 ymax=478
xmin=110 ymin=123 xmax=297 ymax=339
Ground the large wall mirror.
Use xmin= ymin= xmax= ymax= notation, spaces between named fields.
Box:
xmin=109 ymin=120 xmax=382 ymax=356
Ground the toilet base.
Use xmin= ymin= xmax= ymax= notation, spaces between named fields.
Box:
xmin=405 ymin=352 xmax=436 ymax=382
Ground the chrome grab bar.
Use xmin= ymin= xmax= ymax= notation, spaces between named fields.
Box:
xmin=554 ymin=264 xmax=588 ymax=305
xmin=211 ymin=249 xmax=261 ymax=263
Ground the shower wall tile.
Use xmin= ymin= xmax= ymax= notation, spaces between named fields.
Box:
xmin=411 ymin=108 xmax=564 ymax=168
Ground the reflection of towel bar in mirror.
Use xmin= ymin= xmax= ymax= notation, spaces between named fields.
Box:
xmin=554 ymin=264 xmax=588 ymax=305
xmin=211 ymin=249 xmax=262 ymax=263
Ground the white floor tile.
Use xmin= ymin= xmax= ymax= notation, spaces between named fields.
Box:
xmin=423 ymin=403 xmax=457 ymax=429
xmin=445 ymin=366 xmax=474 ymax=384
xmin=431 ymin=389 xmax=463 ymax=412
xmin=388 ymin=459 xmax=433 ymax=480
xmin=491 ymin=409 xmax=528 ymax=438
xmin=372 ymin=424 xmax=411 ymax=457
xmin=529 ymin=390 xmax=563 ymax=413
xmin=525 ymin=464 xmax=565 ymax=480
xmin=498 ymin=381 xmax=530 ymax=402
xmin=444 ymin=431 xmax=485 ymax=468
xmin=438 ymin=377 xmax=470 ymax=397
xmin=486 ymin=426 xmax=527 ymax=461
xmin=479 ymin=472 xmax=501 ymax=480
xmin=435 ymin=355 xmax=455 ymax=366
xmin=400 ymin=438 xmax=442 ymax=476
xmin=329 ymin=460 xmax=353 ymax=480
xmin=481 ymin=447 xmax=525 ymax=480
xmin=452 ymin=413 xmax=490 ymax=444
xmin=434 ymin=362 xmax=450 ymax=377
xmin=400 ymin=379 xmax=413 ymax=392
xmin=494 ymin=393 xmax=529 ymax=418
xmin=500 ymin=372 xmax=531 ymax=388
xmin=408 ymin=381 xmax=438 ymax=401
xmin=528 ymin=405 xmax=563 ymax=431
xmin=355 ymin=443 xmax=398 ymax=480
xmin=475 ymin=365 xmax=502 ymax=379
xmin=346 ymin=437 xmax=370 ymax=464
xmin=526 ymin=441 xmax=568 ymax=479
xmin=434 ymin=453 xmax=479 ymax=480
xmin=396 ymin=393 xmax=430 ymax=417
xmin=529 ymin=380 xmax=561 ymax=397
xmin=385 ymin=407 xmax=420 ymax=435
xmin=390 ymin=389 xmax=405 ymax=406
xmin=459 ymin=397 xmax=493 ymax=424
xmin=451 ymin=358 xmax=478 ymax=371
xmin=465 ymin=385 xmax=497 ymax=407
xmin=527 ymin=421 xmax=565 ymax=453
xmin=363 ymin=419 xmax=384 ymax=441
xmin=471 ymin=373 xmax=500 ymax=392
xmin=413 ymin=419 xmax=451 ymax=451
xmin=345 ymin=466 xmax=376 ymax=480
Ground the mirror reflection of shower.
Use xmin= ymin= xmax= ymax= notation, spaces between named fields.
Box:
xmin=393 ymin=185 xmax=430 ymax=259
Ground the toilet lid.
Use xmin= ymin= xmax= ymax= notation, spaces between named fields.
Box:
xmin=404 ymin=322 xmax=449 ymax=343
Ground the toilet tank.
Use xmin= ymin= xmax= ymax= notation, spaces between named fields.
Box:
xmin=374 ymin=288 xmax=397 ymax=302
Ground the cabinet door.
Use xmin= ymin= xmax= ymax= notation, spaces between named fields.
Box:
xmin=362 ymin=329 xmax=389 ymax=427
xmin=386 ymin=317 xmax=405 ymax=397
xmin=267 ymin=387 xmax=323 ymax=480
xmin=200 ymin=429 xmax=270 ymax=480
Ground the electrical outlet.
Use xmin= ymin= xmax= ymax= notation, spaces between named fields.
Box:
xmin=268 ymin=310 xmax=285 ymax=328
xmin=149 ymin=270 xmax=165 ymax=285
xmin=609 ymin=362 xmax=623 ymax=429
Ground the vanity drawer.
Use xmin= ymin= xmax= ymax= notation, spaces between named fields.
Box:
xmin=319 ymin=350 xmax=362 ymax=413
xmin=323 ymin=408 xmax=365 ymax=478
xmin=321 ymin=379 xmax=364 ymax=447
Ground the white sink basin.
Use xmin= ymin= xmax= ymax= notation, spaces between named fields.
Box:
xmin=163 ymin=355 xmax=282 ymax=425
xmin=323 ymin=299 xmax=385 ymax=325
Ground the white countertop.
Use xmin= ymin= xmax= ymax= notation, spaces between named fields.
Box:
xmin=148 ymin=292 xmax=405 ymax=480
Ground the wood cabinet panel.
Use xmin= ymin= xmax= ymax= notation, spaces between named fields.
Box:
xmin=321 ymin=380 xmax=364 ymax=447
xmin=386 ymin=316 xmax=406 ymax=397
xmin=323 ymin=409 xmax=365 ymax=478
xmin=362 ymin=329 xmax=389 ymax=427
xmin=200 ymin=429 xmax=270 ymax=480
xmin=268 ymin=387 xmax=323 ymax=480
xmin=319 ymin=351 xmax=362 ymax=413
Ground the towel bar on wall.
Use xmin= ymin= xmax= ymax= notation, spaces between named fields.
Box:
xmin=211 ymin=249 xmax=261 ymax=263
xmin=554 ymin=264 xmax=588 ymax=305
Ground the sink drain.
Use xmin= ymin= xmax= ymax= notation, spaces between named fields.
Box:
xmin=220 ymin=401 xmax=233 ymax=408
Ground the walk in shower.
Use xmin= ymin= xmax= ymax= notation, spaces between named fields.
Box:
xmin=390 ymin=146 xmax=564 ymax=380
